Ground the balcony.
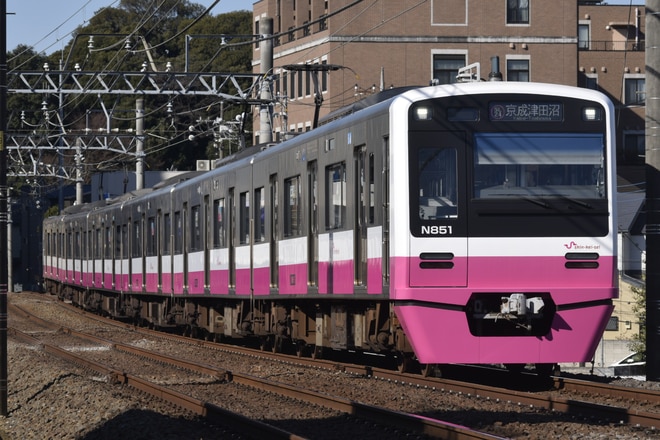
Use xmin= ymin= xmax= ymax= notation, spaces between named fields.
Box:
xmin=580 ymin=40 xmax=645 ymax=51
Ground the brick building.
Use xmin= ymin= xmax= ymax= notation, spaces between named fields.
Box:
xmin=251 ymin=0 xmax=647 ymax=367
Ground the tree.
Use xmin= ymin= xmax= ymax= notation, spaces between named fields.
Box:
xmin=8 ymin=1 xmax=254 ymax=179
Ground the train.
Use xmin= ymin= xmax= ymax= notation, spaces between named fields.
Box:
xmin=42 ymin=80 xmax=618 ymax=375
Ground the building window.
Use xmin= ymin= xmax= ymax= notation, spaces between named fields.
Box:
xmin=624 ymin=76 xmax=646 ymax=105
xmin=507 ymin=0 xmax=529 ymax=24
xmin=622 ymin=131 xmax=645 ymax=165
xmin=578 ymin=23 xmax=590 ymax=50
xmin=432 ymin=54 xmax=466 ymax=85
xmin=321 ymin=59 xmax=328 ymax=92
xmin=578 ymin=73 xmax=598 ymax=90
xmin=605 ymin=316 xmax=619 ymax=331
xmin=290 ymin=71 xmax=296 ymax=99
xmin=507 ymin=59 xmax=529 ymax=81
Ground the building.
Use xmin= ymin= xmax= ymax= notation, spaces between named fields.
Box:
xmin=251 ymin=0 xmax=647 ymax=367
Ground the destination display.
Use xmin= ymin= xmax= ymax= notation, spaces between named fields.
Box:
xmin=489 ymin=101 xmax=563 ymax=122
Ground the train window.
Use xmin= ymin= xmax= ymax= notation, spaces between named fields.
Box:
xmin=284 ymin=176 xmax=302 ymax=237
xmin=473 ymin=133 xmax=605 ymax=199
xmin=174 ymin=211 xmax=183 ymax=254
xmin=369 ymin=153 xmax=375 ymax=224
xmin=105 ymin=227 xmax=112 ymax=259
xmin=147 ymin=217 xmax=156 ymax=257
xmin=191 ymin=205 xmax=202 ymax=251
xmin=254 ymin=187 xmax=266 ymax=242
xmin=326 ymin=162 xmax=346 ymax=229
xmin=75 ymin=230 xmax=81 ymax=259
xmin=95 ymin=229 xmax=101 ymax=259
xmin=132 ymin=220 xmax=141 ymax=258
xmin=213 ymin=199 xmax=225 ymax=248
xmin=120 ymin=225 xmax=127 ymax=260
xmin=417 ymin=148 xmax=458 ymax=219
xmin=240 ymin=192 xmax=250 ymax=244
xmin=67 ymin=231 xmax=72 ymax=259
xmin=164 ymin=213 xmax=171 ymax=253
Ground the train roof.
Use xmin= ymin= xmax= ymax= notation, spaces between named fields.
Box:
xmin=319 ymin=86 xmax=420 ymax=125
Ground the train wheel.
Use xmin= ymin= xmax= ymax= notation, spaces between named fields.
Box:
xmin=535 ymin=363 xmax=560 ymax=377
xmin=396 ymin=352 xmax=413 ymax=374
xmin=272 ymin=335 xmax=283 ymax=353
xmin=295 ymin=341 xmax=306 ymax=358
xmin=259 ymin=337 xmax=269 ymax=351
xmin=420 ymin=363 xmax=436 ymax=377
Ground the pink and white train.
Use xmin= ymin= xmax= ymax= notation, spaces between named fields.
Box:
xmin=43 ymin=81 xmax=618 ymax=374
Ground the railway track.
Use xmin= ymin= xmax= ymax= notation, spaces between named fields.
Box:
xmin=9 ymin=292 xmax=660 ymax=438
xmin=9 ymin=295 xmax=504 ymax=439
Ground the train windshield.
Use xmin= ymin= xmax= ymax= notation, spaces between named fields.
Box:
xmin=473 ymin=133 xmax=605 ymax=200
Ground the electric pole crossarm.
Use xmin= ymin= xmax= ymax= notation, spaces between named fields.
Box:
xmin=8 ymin=71 xmax=269 ymax=99
xmin=7 ymin=134 xmax=138 ymax=154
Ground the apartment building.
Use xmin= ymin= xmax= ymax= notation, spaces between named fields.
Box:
xmin=251 ymin=0 xmax=647 ymax=365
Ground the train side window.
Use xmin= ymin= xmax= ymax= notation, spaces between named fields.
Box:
xmin=284 ymin=176 xmax=301 ymax=237
xmin=147 ymin=217 xmax=156 ymax=256
xmin=105 ymin=226 xmax=112 ymax=259
xmin=254 ymin=187 xmax=266 ymax=242
xmin=174 ymin=211 xmax=182 ymax=254
xmin=369 ymin=153 xmax=375 ymax=224
xmin=191 ymin=205 xmax=202 ymax=251
xmin=122 ymin=224 xmax=128 ymax=259
xmin=240 ymin=191 xmax=250 ymax=244
xmin=326 ymin=162 xmax=346 ymax=229
xmin=95 ymin=228 xmax=102 ymax=259
xmin=132 ymin=220 xmax=141 ymax=258
xmin=213 ymin=198 xmax=225 ymax=248
xmin=163 ymin=213 xmax=171 ymax=254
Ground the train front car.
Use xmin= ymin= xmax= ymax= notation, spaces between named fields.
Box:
xmin=390 ymin=82 xmax=617 ymax=371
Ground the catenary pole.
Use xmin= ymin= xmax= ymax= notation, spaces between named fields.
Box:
xmin=646 ymin=0 xmax=660 ymax=381
xmin=259 ymin=17 xmax=273 ymax=144
xmin=0 ymin=0 xmax=9 ymax=415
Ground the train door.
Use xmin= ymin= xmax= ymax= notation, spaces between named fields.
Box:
xmin=354 ymin=146 xmax=368 ymax=287
xmin=157 ymin=210 xmax=163 ymax=293
xmin=269 ymin=175 xmax=278 ymax=287
xmin=163 ymin=212 xmax=173 ymax=294
xmin=121 ymin=223 xmax=128 ymax=291
xmin=228 ymin=188 xmax=235 ymax=289
xmin=382 ymin=137 xmax=390 ymax=288
xmin=409 ymin=131 xmax=467 ymax=287
xmin=307 ymin=163 xmax=318 ymax=287
xmin=204 ymin=195 xmax=210 ymax=292
xmin=129 ymin=218 xmax=135 ymax=291
xmin=183 ymin=203 xmax=188 ymax=293
xmin=141 ymin=213 xmax=146 ymax=291
xmin=113 ymin=223 xmax=120 ymax=290
xmin=75 ymin=227 xmax=81 ymax=284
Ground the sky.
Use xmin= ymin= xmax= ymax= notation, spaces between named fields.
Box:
xmin=6 ymin=0 xmax=252 ymax=54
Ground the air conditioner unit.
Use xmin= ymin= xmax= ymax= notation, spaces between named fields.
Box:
xmin=196 ymin=160 xmax=210 ymax=171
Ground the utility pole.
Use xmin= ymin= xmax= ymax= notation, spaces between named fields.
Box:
xmin=136 ymin=98 xmax=144 ymax=190
xmin=259 ymin=17 xmax=273 ymax=144
xmin=646 ymin=0 xmax=660 ymax=381
xmin=0 ymin=0 xmax=9 ymax=416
